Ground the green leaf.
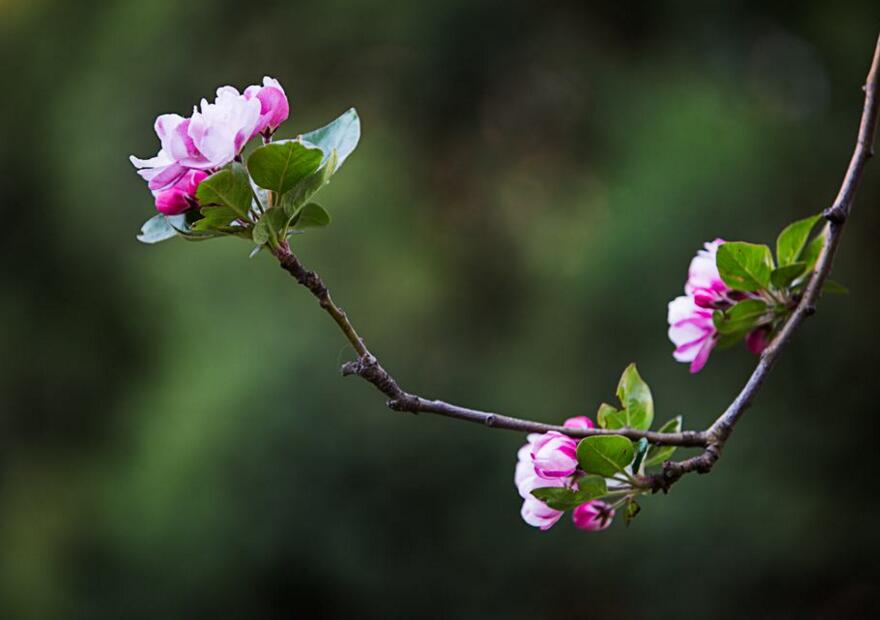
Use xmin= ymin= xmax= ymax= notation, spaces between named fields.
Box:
xmin=191 ymin=206 xmax=238 ymax=232
xmin=281 ymin=150 xmax=338 ymax=217
xmin=770 ymin=262 xmax=807 ymax=289
xmin=292 ymin=202 xmax=331 ymax=230
xmin=614 ymin=363 xmax=653 ymax=431
xmin=252 ymin=218 xmax=270 ymax=246
xmin=247 ymin=140 xmax=323 ymax=195
xmin=596 ymin=403 xmax=621 ymax=429
xmin=137 ymin=213 xmax=177 ymax=244
xmin=531 ymin=476 xmax=607 ymax=511
xmin=623 ymin=498 xmax=641 ymax=527
xmin=800 ymin=230 xmax=826 ymax=272
xmin=645 ymin=416 xmax=682 ymax=467
xmin=776 ymin=214 xmax=821 ymax=267
xmin=575 ymin=475 xmax=608 ymax=502
xmin=576 ymin=435 xmax=634 ymax=477
xmin=195 ymin=163 xmax=254 ymax=222
xmin=300 ymin=108 xmax=361 ymax=170
xmin=823 ymin=279 xmax=849 ymax=295
xmin=716 ymin=242 xmax=774 ymax=292
xmin=631 ymin=437 xmax=649 ymax=474
xmin=712 ymin=299 xmax=769 ymax=335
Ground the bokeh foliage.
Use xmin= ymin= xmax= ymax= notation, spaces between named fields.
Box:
xmin=1 ymin=1 xmax=880 ymax=618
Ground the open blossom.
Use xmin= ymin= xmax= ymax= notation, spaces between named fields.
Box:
xmin=572 ymin=500 xmax=615 ymax=531
xmin=668 ymin=238 xmax=772 ymax=373
xmin=668 ymin=294 xmax=717 ymax=373
xmin=131 ymin=78 xmax=288 ymax=212
xmin=521 ymin=495 xmax=565 ymax=530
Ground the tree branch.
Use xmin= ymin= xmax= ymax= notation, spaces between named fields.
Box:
xmin=273 ymin=34 xmax=880 ymax=482
xmin=272 ymin=242 xmax=706 ymax=447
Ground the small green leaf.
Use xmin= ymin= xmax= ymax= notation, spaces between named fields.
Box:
xmin=800 ymin=230 xmax=826 ymax=271
xmin=614 ymin=363 xmax=653 ymax=431
xmin=530 ymin=487 xmax=580 ymax=511
xmin=292 ymin=202 xmax=331 ymax=230
xmin=623 ymin=498 xmax=641 ymax=527
xmin=576 ymin=435 xmax=635 ymax=477
xmin=770 ymin=262 xmax=807 ymax=289
xmin=300 ymin=108 xmax=361 ymax=170
xmin=823 ymin=279 xmax=849 ymax=295
xmin=252 ymin=218 xmax=270 ymax=246
xmin=531 ymin=476 xmax=608 ymax=511
xmin=281 ymin=150 xmax=338 ymax=217
xmin=196 ymin=163 xmax=254 ymax=222
xmin=645 ymin=415 xmax=682 ymax=467
xmin=191 ymin=206 xmax=238 ymax=232
xmin=716 ymin=242 xmax=774 ymax=292
xmin=596 ymin=403 xmax=622 ymax=429
xmin=631 ymin=437 xmax=649 ymax=474
xmin=574 ymin=475 xmax=608 ymax=502
xmin=776 ymin=214 xmax=821 ymax=267
xmin=247 ymin=140 xmax=323 ymax=195
xmin=137 ymin=213 xmax=178 ymax=244
xmin=712 ymin=299 xmax=769 ymax=335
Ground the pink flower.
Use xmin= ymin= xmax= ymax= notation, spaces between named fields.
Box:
xmin=187 ymin=86 xmax=262 ymax=169
xmin=563 ymin=416 xmax=595 ymax=430
xmin=514 ymin=435 xmax=569 ymax=531
xmin=244 ymin=76 xmax=290 ymax=136
xmin=685 ymin=239 xmax=728 ymax=307
xmin=572 ymin=500 xmax=615 ymax=531
xmin=530 ymin=431 xmax=578 ymax=479
xmin=668 ymin=294 xmax=717 ymax=374
xmin=521 ymin=495 xmax=564 ymax=530
xmin=153 ymin=169 xmax=208 ymax=215
xmin=131 ymin=85 xmax=263 ymax=192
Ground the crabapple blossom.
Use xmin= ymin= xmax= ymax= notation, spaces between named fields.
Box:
xmin=130 ymin=83 xmax=267 ymax=197
xmin=668 ymin=238 xmax=771 ymax=373
xmin=572 ymin=500 xmax=615 ymax=531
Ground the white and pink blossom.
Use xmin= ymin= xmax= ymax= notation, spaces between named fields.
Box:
xmin=668 ymin=294 xmax=717 ymax=374
xmin=520 ymin=495 xmax=565 ymax=530
xmin=131 ymin=80 xmax=285 ymax=212
xmin=530 ymin=431 xmax=578 ymax=479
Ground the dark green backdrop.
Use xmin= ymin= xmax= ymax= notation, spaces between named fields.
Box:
xmin=2 ymin=1 xmax=879 ymax=618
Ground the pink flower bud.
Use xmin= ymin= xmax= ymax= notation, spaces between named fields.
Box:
xmin=530 ymin=431 xmax=578 ymax=479
xmin=572 ymin=500 xmax=615 ymax=531
xmin=745 ymin=327 xmax=770 ymax=355
xmin=245 ymin=76 xmax=290 ymax=136
xmin=563 ymin=416 xmax=594 ymax=430
xmin=520 ymin=495 xmax=564 ymax=531
xmin=153 ymin=169 xmax=207 ymax=215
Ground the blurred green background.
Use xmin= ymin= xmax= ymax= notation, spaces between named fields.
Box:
xmin=2 ymin=1 xmax=880 ymax=618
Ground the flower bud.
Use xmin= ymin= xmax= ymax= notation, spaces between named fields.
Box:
xmin=530 ymin=431 xmax=578 ymax=479
xmin=520 ymin=495 xmax=564 ymax=531
xmin=153 ymin=169 xmax=207 ymax=215
xmin=572 ymin=500 xmax=615 ymax=531
xmin=245 ymin=76 xmax=290 ymax=136
xmin=563 ymin=416 xmax=594 ymax=430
